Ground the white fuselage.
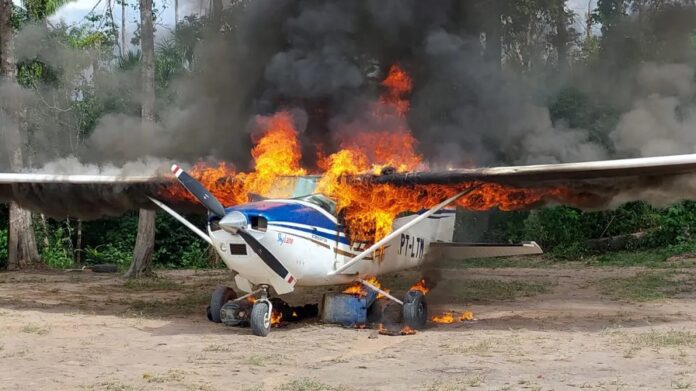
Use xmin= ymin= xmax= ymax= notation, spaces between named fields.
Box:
xmin=208 ymin=199 xmax=455 ymax=293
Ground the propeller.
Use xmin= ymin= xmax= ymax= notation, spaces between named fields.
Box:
xmin=171 ymin=164 xmax=296 ymax=293
xmin=171 ymin=164 xmax=226 ymax=217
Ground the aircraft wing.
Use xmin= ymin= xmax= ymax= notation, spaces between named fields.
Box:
xmin=0 ymin=173 xmax=175 ymax=219
xmin=359 ymin=153 xmax=696 ymax=209
xmin=364 ymin=154 xmax=696 ymax=186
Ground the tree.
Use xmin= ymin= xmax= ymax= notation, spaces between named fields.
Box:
xmin=482 ymin=0 xmax=502 ymax=67
xmin=211 ymin=0 xmax=222 ymax=30
xmin=125 ymin=0 xmax=156 ymax=278
xmin=1 ymin=0 xmax=42 ymax=270
xmin=121 ymin=0 xmax=126 ymax=56
xmin=21 ymin=0 xmax=76 ymax=20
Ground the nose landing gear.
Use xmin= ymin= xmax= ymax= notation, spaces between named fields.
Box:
xmin=250 ymin=286 xmax=272 ymax=337
xmin=208 ymin=284 xmax=275 ymax=337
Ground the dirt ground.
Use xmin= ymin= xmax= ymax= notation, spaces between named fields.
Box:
xmin=1 ymin=263 xmax=696 ymax=391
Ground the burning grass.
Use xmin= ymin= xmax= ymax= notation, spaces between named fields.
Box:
xmin=431 ymin=310 xmax=475 ymax=324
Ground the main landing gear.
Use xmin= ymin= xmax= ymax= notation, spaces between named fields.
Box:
xmin=322 ymin=279 xmax=428 ymax=332
xmin=402 ymin=290 xmax=427 ymax=329
xmin=206 ymin=285 xmax=274 ymax=337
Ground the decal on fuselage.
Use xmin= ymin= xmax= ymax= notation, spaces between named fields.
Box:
xmin=399 ymin=233 xmax=425 ymax=259
xmin=277 ymin=232 xmax=294 ymax=245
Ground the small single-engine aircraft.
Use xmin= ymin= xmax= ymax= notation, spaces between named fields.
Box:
xmin=4 ymin=154 xmax=696 ymax=336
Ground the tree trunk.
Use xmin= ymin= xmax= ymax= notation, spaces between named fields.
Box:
xmin=121 ymin=0 xmax=126 ymax=57
xmin=483 ymin=0 xmax=502 ymax=68
xmin=140 ymin=0 xmax=155 ymax=123
xmin=211 ymin=0 xmax=222 ymax=30
xmin=127 ymin=0 xmax=157 ymax=278
xmin=1 ymin=0 xmax=41 ymax=271
xmin=555 ymin=11 xmax=569 ymax=71
xmin=125 ymin=209 xmax=156 ymax=278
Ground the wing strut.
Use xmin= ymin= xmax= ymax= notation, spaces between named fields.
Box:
xmin=148 ymin=196 xmax=213 ymax=245
xmin=328 ymin=186 xmax=479 ymax=276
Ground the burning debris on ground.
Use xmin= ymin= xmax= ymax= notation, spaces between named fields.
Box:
xmin=431 ymin=311 xmax=476 ymax=325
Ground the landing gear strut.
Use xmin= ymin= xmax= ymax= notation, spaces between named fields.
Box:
xmin=250 ymin=285 xmax=272 ymax=337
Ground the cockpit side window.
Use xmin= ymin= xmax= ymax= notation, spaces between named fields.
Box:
xmin=295 ymin=194 xmax=337 ymax=216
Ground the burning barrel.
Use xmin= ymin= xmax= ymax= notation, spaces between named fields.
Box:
xmin=320 ymin=291 xmax=377 ymax=326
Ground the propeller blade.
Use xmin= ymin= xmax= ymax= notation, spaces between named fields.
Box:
xmin=237 ymin=229 xmax=295 ymax=286
xmin=171 ymin=164 xmax=226 ymax=217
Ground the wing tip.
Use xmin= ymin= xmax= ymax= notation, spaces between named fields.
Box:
xmin=171 ymin=164 xmax=183 ymax=177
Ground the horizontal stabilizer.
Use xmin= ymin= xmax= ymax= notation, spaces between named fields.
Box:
xmin=429 ymin=241 xmax=543 ymax=260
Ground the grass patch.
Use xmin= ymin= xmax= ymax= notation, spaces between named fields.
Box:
xmin=448 ymin=339 xmax=495 ymax=355
xmin=438 ymin=256 xmax=555 ymax=269
xmin=22 ymin=324 xmax=49 ymax=335
xmin=123 ymin=278 xmax=179 ymax=291
xmin=585 ymin=244 xmax=696 ymax=268
xmin=83 ymin=382 xmax=135 ymax=391
xmin=610 ymin=329 xmax=696 ymax=357
xmin=437 ymin=279 xmax=551 ymax=302
xmin=597 ymin=271 xmax=696 ymax=301
xmin=239 ymin=354 xmax=288 ymax=367
xmin=419 ymin=376 xmax=487 ymax=390
xmin=203 ymin=344 xmax=232 ymax=352
xmin=123 ymin=292 xmax=208 ymax=317
xmin=273 ymin=378 xmax=355 ymax=391
xmin=142 ymin=370 xmax=186 ymax=383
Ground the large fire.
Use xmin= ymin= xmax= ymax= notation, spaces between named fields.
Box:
xmin=160 ymin=64 xmax=572 ymax=244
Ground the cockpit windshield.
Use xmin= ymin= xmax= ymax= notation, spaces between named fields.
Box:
xmin=294 ymin=194 xmax=337 ymax=216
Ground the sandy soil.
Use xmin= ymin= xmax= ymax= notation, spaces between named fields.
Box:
xmin=0 ymin=265 xmax=695 ymax=391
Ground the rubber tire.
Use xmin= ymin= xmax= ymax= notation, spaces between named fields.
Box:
xmin=90 ymin=264 xmax=118 ymax=273
xmin=250 ymin=301 xmax=271 ymax=337
xmin=403 ymin=290 xmax=427 ymax=330
xmin=209 ymin=286 xmax=237 ymax=323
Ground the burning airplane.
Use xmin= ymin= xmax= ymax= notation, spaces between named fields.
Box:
xmin=4 ymin=65 xmax=696 ymax=336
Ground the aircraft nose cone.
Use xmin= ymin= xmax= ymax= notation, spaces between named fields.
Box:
xmin=219 ymin=211 xmax=247 ymax=233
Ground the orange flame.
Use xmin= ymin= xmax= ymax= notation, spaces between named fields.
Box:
xmin=271 ymin=310 xmax=283 ymax=327
xmin=409 ymin=279 xmax=430 ymax=295
xmin=431 ymin=311 xmax=456 ymax=324
xmin=400 ymin=326 xmax=416 ymax=335
xmin=159 ymin=65 xmax=576 ymax=245
xmin=380 ymin=64 xmax=412 ymax=116
xmin=431 ymin=310 xmax=475 ymax=324
xmin=342 ymin=276 xmax=387 ymax=298
xmin=161 ymin=111 xmax=305 ymax=205
xmin=459 ymin=311 xmax=474 ymax=321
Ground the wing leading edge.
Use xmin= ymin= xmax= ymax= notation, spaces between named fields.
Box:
xmin=363 ymin=154 xmax=696 ymax=186
xmin=0 ymin=173 xmax=173 ymax=219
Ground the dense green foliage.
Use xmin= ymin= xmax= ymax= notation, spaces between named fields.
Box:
xmin=27 ymin=213 xmax=215 ymax=269
xmin=473 ymin=200 xmax=696 ymax=259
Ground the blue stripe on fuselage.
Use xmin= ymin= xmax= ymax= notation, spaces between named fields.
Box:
xmin=224 ymin=201 xmax=339 ymax=232
xmin=268 ymin=223 xmax=350 ymax=245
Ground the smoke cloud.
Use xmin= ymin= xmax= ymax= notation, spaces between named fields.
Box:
xmin=3 ymin=1 xmax=696 ymax=216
